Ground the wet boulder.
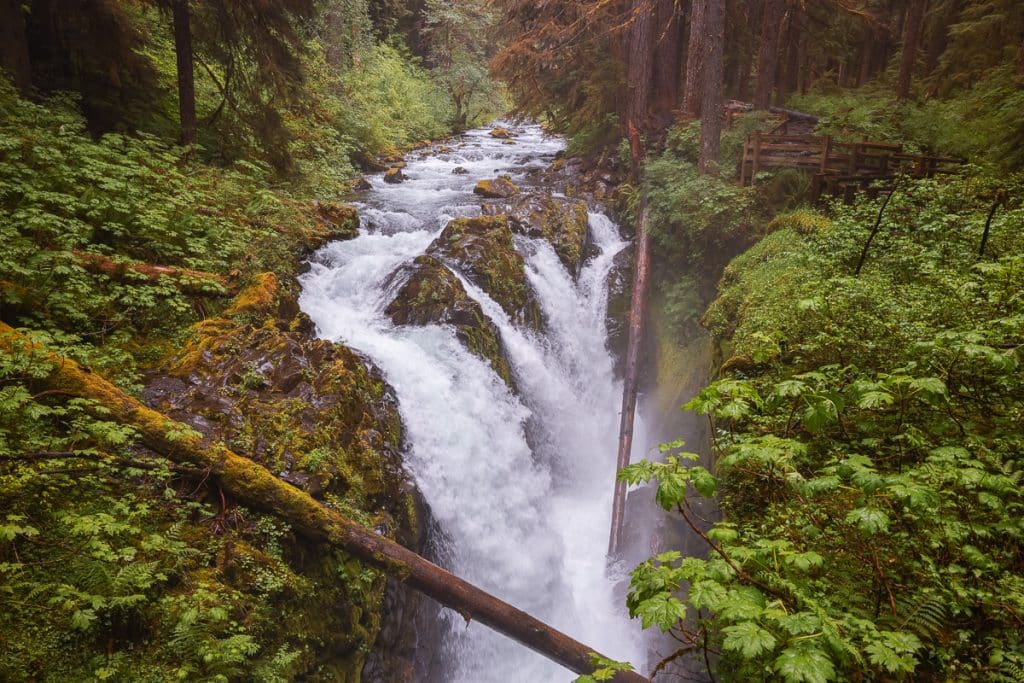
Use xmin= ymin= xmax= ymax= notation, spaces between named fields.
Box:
xmin=506 ymin=193 xmax=591 ymax=276
xmin=308 ymin=201 xmax=360 ymax=250
xmin=384 ymin=167 xmax=406 ymax=184
xmin=153 ymin=274 xmax=412 ymax=516
xmin=427 ymin=215 xmax=542 ymax=330
xmin=473 ymin=176 xmax=520 ymax=199
xmin=384 ymin=255 xmax=514 ymax=388
xmin=489 ymin=127 xmax=513 ymax=139
xmin=144 ymin=271 xmax=425 ymax=680
xmin=606 ymin=244 xmax=633 ymax=376
xmin=452 ymin=166 xmax=469 ymax=175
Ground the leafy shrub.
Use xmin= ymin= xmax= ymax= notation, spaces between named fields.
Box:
xmin=623 ymin=172 xmax=1024 ymax=681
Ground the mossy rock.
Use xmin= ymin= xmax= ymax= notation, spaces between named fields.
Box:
xmin=427 ymin=215 xmax=542 ymax=330
xmin=383 ymin=255 xmax=514 ymax=388
xmin=308 ymin=201 xmax=360 ymax=250
xmin=384 ymin=167 xmax=406 ymax=184
xmin=473 ymin=176 xmax=520 ymax=199
xmin=507 ymin=193 xmax=591 ymax=276
xmin=488 ymin=127 xmax=513 ymax=139
xmin=142 ymin=281 xmax=426 ymax=678
xmin=606 ymin=244 xmax=633 ymax=375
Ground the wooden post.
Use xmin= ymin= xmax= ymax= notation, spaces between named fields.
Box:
xmin=0 ymin=323 xmax=649 ymax=683
xmin=819 ymin=135 xmax=832 ymax=175
xmin=751 ymin=132 xmax=762 ymax=184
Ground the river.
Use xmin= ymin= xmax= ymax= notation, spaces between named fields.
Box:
xmin=298 ymin=123 xmax=647 ymax=682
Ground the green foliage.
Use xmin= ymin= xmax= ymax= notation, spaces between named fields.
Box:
xmin=626 ymin=172 xmax=1024 ymax=680
xmin=0 ymin=75 xmax=397 ymax=679
xmin=789 ymin=67 xmax=1024 ymax=170
xmin=422 ymin=0 xmax=508 ymax=129
xmin=0 ymin=80 xmax=310 ymax=376
xmin=574 ymin=653 xmax=636 ymax=683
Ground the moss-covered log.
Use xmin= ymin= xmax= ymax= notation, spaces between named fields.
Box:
xmin=72 ymin=250 xmax=231 ymax=295
xmin=0 ymin=321 xmax=647 ymax=683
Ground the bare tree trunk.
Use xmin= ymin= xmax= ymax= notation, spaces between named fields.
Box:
xmin=858 ymin=26 xmax=874 ymax=86
xmin=651 ymin=0 xmax=683 ymax=123
xmin=896 ymin=0 xmax=926 ymax=100
xmin=779 ymin=11 xmax=802 ymax=100
xmin=753 ymin=0 xmax=785 ymax=109
xmin=627 ymin=0 xmax=656 ymax=130
xmin=609 ymin=128 xmax=650 ymax=559
xmin=172 ymin=0 xmax=197 ymax=146
xmin=0 ymin=0 xmax=32 ymax=92
xmin=699 ymin=0 xmax=724 ymax=173
xmin=922 ymin=2 xmax=953 ymax=79
xmin=0 ymin=321 xmax=649 ymax=683
xmin=682 ymin=0 xmax=708 ymax=117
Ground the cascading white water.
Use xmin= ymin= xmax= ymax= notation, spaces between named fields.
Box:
xmin=299 ymin=123 xmax=645 ymax=681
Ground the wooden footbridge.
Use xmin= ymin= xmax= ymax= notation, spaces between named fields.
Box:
xmin=739 ymin=132 xmax=963 ymax=203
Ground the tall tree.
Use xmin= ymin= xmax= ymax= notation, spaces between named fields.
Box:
xmin=171 ymin=0 xmax=196 ymax=145
xmin=753 ymin=0 xmax=785 ymax=109
xmin=650 ymin=0 xmax=684 ymax=124
xmin=895 ymin=0 xmax=926 ymax=99
xmin=423 ymin=0 xmax=502 ymax=129
xmin=682 ymin=0 xmax=709 ymax=116
xmin=626 ymin=0 xmax=655 ymax=129
xmin=699 ymin=0 xmax=724 ymax=173
xmin=0 ymin=0 xmax=32 ymax=91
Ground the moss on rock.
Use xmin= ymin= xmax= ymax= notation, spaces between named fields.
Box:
xmin=427 ymin=215 xmax=542 ymax=330
xmin=307 ymin=202 xmax=361 ymax=251
xmin=137 ymin=256 xmax=423 ymax=680
xmin=507 ymin=193 xmax=591 ymax=276
xmin=473 ymin=176 xmax=520 ymax=199
xmin=383 ymin=255 xmax=514 ymax=388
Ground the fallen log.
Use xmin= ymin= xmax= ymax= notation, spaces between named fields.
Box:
xmin=609 ymin=124 xmax=653 ymax=558
xmin=72 ymin=250 xmax=231 ymax=296
xmin=0 ymin=322 xmax=648 ymax=683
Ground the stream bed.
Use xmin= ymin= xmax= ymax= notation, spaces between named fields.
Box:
xmin=299 ymin=123 xmax=647 ymax=682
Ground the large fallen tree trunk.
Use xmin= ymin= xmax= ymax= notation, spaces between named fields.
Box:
xmin=73 ymin=250 xmax=231 ymax=296
xmin=0 ymin=322 xmax=648 ymax=683
xmin=609 ymin=126 xmax=652 ymax=558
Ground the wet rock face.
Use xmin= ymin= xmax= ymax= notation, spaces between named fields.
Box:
xmin=606 ymin=244 xmax=634 ymax=376
xmin=383 ymin=255 xmax=514 ymax=388
xmin=427 ymin=215 xmax=542 ymax=330
xmin=473 ymin=176 xmax=520 ymax=198
xmin=150 ymin=277 xmax=412 ymax=522
xmin=504 ymin=192 xmax=591 ymax=277
xmin=310 ymin=201 xmax=360 ymax=251
xmin=144 ymin=269 xmax=427 ymax=680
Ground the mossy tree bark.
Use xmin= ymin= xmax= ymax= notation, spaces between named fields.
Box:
xmin=0 ymin=322 xmax=648 ymax=683
xmin=896 ymin=0 xmax=927 ymax=100
xmin=0 ymin=0 xmax=32 ymax=92
xmin=754 ymin=0 xmax=785 ymax=110
xmin=72 ymin=251 xmax=231 ymax=295
xmin=171 ymin=0 xmax=196 ymax=146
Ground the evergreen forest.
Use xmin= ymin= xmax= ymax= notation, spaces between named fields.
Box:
xmin=1 ymin=0 xmax=1022 ymax=681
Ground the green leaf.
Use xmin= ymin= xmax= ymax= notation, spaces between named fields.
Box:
xmin=691 ymin=468 xmax=718 ymax=498
xmin=845 ymin=506 xmax=890 ymax=534
xmin=773 ymin=643 xmax=836 ymax=683
xmin=637 ymin=593 xmax=687 ymax=631
xmin=722 ymin=621 xmax=778 ymax=659
xmin=655 ymin=470 xmax=689 ymax=510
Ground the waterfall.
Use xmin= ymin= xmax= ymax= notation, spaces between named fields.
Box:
xmin=299 ymin=124 xmax=645 ymax=682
